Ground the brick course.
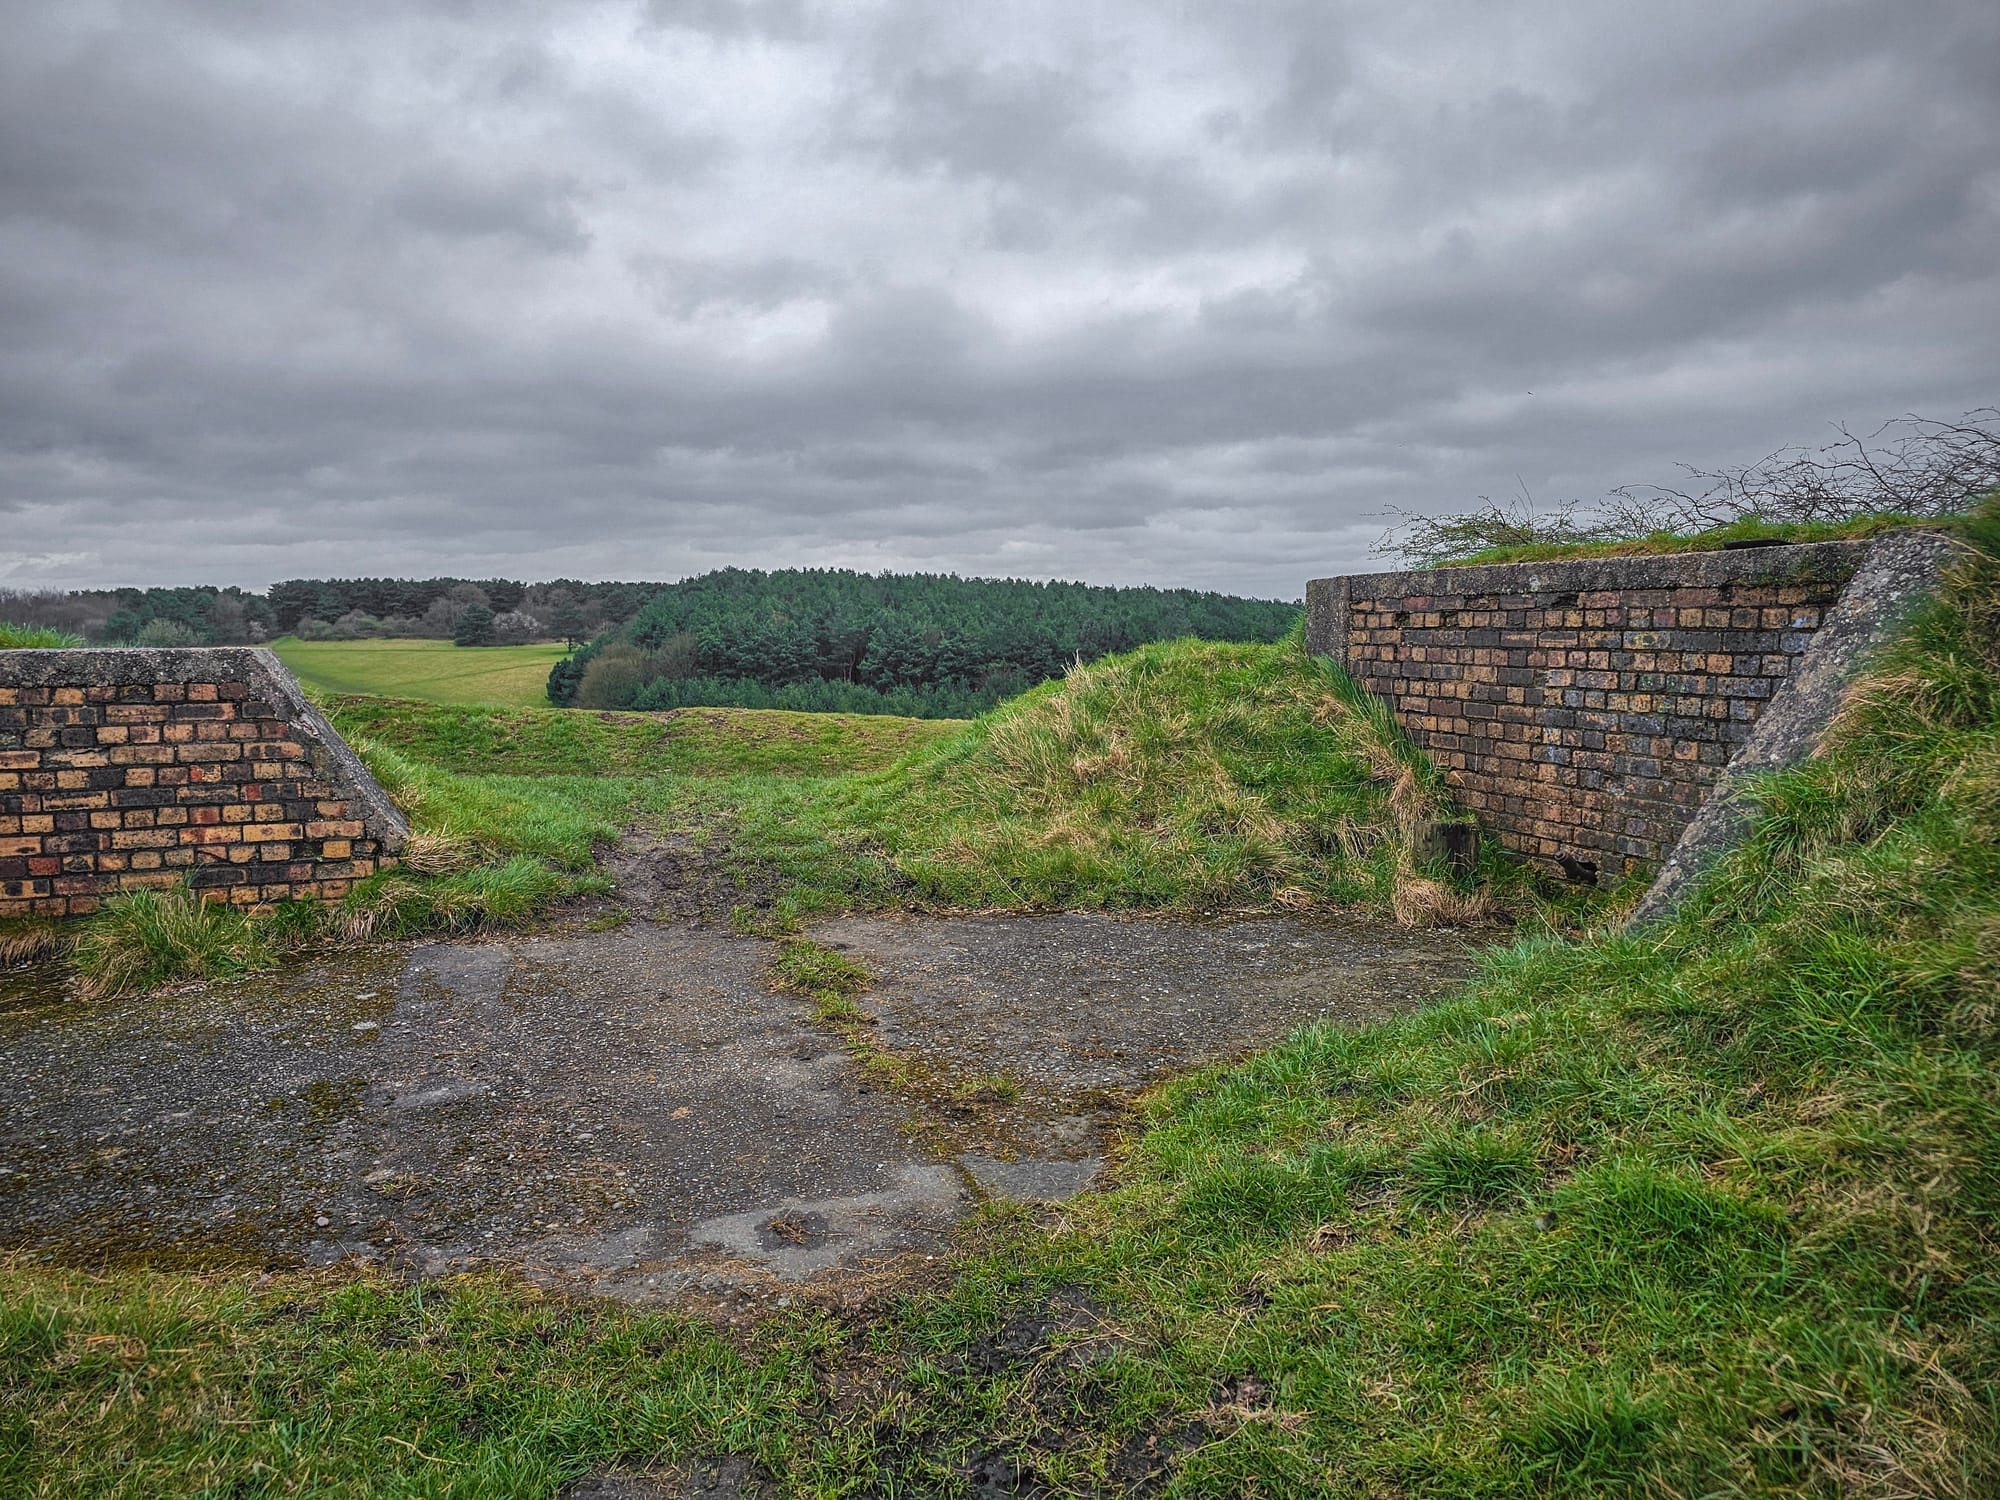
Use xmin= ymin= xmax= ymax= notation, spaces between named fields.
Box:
xmin=0 ymin=648 xmax=408 ymax=919
xmin=1306 ymin=542 xmax=1873 ymax=886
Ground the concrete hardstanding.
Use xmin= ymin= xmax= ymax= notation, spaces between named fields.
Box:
xmin=0 ymin=647 xmax=408 ymax=918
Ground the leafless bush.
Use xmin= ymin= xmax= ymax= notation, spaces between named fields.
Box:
xmin=1378 ymin=489 xmax=1602 ymax=569
xmin=1598 ymin=408 xmax=2000 ymax=535
xmin=1380 ymin=409 xmax=1999 ymax=566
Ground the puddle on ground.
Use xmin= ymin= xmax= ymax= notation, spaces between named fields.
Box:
xmin=2 ymin=909 xmax=1475 ymax=1303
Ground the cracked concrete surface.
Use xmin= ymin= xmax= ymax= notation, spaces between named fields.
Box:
xmin=2 ymin=899 xmax=1472 ymax=1303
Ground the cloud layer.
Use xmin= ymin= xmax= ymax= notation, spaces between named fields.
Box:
xmin=3 ymin=0 xmax=1996 ymax=594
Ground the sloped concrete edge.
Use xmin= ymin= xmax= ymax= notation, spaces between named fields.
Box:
xmin=241 ymin=648 xmax=409 ymax=855
xmin=1628 ymin=529 xmax=1963 ymax=925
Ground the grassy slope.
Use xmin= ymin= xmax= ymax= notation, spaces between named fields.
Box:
xmin=271 ymin=636 xmax=566 ymax=708
xmin=4 ymin=525 xmax=1995 ymax=1494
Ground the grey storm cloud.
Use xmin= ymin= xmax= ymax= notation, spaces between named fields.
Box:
xmin=1 ymin=0 xmax=1996 ymax=595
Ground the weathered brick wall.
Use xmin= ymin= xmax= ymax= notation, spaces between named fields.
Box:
xmin=1305 ymin=542 xmax=1874 ymax=885
xmin=0 ymin=648 xmax=408 ymax=919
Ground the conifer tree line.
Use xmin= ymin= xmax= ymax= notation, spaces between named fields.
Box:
xmin=2 ymin=568 xmax=1299 ymax=719
xmin=547 ymin=568 xmax=1300 ymax=719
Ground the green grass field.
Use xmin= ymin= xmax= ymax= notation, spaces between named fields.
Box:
xmin=325 ymin=697 xmax=959 ymax=779
xmin=270 ymin=636 xmax=565 ymax=708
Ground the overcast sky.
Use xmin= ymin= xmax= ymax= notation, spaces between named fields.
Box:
xmin=2 ymin=1 xmax=1995 ymax=598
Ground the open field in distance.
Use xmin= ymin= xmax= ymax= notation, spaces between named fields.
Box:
xmin=325 ymin=696 xmax=963 ymax=778
xmin=271 ymin=636 xmax=565 ymax=708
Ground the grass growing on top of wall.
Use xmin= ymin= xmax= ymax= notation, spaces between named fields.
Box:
xmin=1438 ymin=511 xmax=1937 ymax=567
xmin=0 ymin=623 xmax=85 ymax=648
xmin=6 ymin=508 xmax=1997 ymax=1496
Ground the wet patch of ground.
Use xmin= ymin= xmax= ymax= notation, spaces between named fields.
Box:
xmin=3 ymin=889 xmax=1473 ymax=1306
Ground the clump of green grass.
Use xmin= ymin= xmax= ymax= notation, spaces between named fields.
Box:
xmin=66 ymin=888 xmax=288 ymax=1000
xmin=770 ymin=938 xmax=874 ymax=1025
xmin=334 ymin=857 xmax=574 ymax=942
xmin=0 ymin=622 xmax=85 ymax=649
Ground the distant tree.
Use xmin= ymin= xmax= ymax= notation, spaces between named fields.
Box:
xmin=551 ymin=602 xmax=588 ymax=648
xmin=420 ymin=596 xmax=467 ymax=637
xmin=489 ymin=609 xmax=544 ymax=645
xmin=574 ymin=644 xmax=649 ymax=708
xmin=295 ymin=617 xmax=334 ymax=641
xmin=205 ymin=594 xmax=249 ymax=643
xmin=134 ymin=618 xmax=201 ymax=647
xmin=650 ymin=632 xmax=700 ymax=682
xmin=454 ymin=603 xmax=496 ymax=647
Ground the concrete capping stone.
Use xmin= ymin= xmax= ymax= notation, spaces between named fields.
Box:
xmin=1305 ymin=539 xmax=1874 ymax=657
xmin=1627 ymin=528 xmax=1962 ymax=924
xmin=1304 ymin=574 xmax=1350 ymax=667
xmin=0 ymin=645 xmax=408 ymax=854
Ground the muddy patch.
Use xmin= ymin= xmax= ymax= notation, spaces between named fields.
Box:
xmin=3 ymin=908 xmax=1472 ymax=1301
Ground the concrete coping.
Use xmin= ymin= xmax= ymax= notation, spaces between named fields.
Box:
xmin=1306 ymin=538 xmax=1887 ymax=664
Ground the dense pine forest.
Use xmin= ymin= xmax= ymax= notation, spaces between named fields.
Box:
xmin=547 ymin=569 xmax=1301 ymax=718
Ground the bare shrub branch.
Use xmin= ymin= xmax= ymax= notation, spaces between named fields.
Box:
xmin=1597 ymin=408 xmax=2000 ymax=535
xmin=1380 ymin=409 xmax=1999 ymax=566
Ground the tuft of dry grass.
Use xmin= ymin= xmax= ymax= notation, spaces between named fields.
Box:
xmin=0 ymin=919 xmax=68 ymax=969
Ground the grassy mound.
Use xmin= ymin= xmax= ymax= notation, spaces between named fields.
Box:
xmin=645 ymin=634 xmax=1489 ymax=928
xmin=851 ymin=636 xmax=1471 ymax=913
